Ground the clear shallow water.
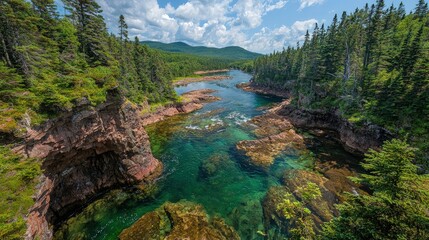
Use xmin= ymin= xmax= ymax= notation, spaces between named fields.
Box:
xmin=55 ymin=70 xmax=356 ymax=239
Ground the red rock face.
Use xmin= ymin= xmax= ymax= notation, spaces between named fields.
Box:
xmin=140 ymin=89 xmax=220 ymax=126
xmin=16 ymin=90 xmax=162 ymax=240
xmin=277 ymin=105 xmax=393 ymax=155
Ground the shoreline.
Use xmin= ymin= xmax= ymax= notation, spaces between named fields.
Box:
xmin=173 ymin=75 xmax=232 ymax=86
xmin=236 ymin=82 xmax=290 ymax=98
xmin=22 ymin=88 xmax=220 ymax=239
xmin=140 ymin=89 xmax=221 ymax=126
xmin=193 ymin=69 xmax=230 ymax=75
xmin=236 ymin=82 xmax=392 ymax=155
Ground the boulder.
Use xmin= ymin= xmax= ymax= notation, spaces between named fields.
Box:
xmin=119 ymin=201 xmax=240 ymax=240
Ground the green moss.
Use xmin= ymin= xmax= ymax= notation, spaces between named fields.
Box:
xmin=0 ymin=146 xmax=41 ymax=239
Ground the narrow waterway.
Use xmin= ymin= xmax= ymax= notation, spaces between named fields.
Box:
xmin=55 ymin=70 xmax=358 ymax=239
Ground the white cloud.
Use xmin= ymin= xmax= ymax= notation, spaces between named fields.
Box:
xmin=291 ymin=19 xmax=318 ymax=32
xmin=243 ymin=19 xmax=318 ymax=53
xmin=94 ymin=0 xmax=316 ymax=53
xmin=298 ymin=0 xmax=324 ymax=10
xmin=232 ymin=0 xmax=288 ymax=28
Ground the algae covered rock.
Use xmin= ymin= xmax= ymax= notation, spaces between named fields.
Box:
xmin=262 ymin=168 xmax=363 ymax=238
xmin=236 ymin=129 xmax=306 ymax=170
xmin=199 ymin=153 xmax=230 ymax=178
xmin=119 ymin=200 xmax=239 ymax=240
xmin=228 ymin=198 xmax=265 ymax=240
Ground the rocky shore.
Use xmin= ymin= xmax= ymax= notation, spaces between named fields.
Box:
xmin=174 ymin=75 xmax=232 ymax=86
xmin=140 ymin=89 xmax=220 ymax=126
xmin=237 ymin=83 xmax=393 ymax=155
xmin=235 ymin=107 xmax=366 ymax=237
xmin=236 ymin=82 xmax=290 ymax=98
xmin=277 ymin=105 xmax=393 ymax=155
xmin=234 ymin=82 xmax=392 ymax=237
xmin=193 ymin=69 xmax=230 ymax=75
xmin=233 ymin=92 xmax=368 ymax=237
xmin=17 ymin=88 xmax=219 ymax=239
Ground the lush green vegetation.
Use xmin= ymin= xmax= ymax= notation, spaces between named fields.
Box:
xmin=0 ymin=146 xmax=41 ymax=239
xmin=142 ymin=41 xmax=262 ymax=60
xmin=252 ymin=0 xmax=429 ymax=167
xmin=0 ymin=0 xmax=211 ymax=238
xmin=321 ymin=139 xmax=429 ymax=239
xmin=277 ymin=182 xmax=322 ymax=240
xmin=230 ymin=59 xmax=255 ymax=73
xmin=0 ymin=0 xmax=178 ymax=135
xmin=252 ymin=1 xmax=429 ymax=239
xmin=159 ymin=51 xmax=232 ymax=78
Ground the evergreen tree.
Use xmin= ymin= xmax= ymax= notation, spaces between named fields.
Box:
xmin=321 ymin=139 xmax=429 ymax=240
xmin=31 ymin=0 xmax=58 ymax=22
xmin=118 ymin=14 xmax=128 ymax=42
xmin=62 ymin=0 xmax=111 ymax=65
xmin=415 ymin=0 xmax=429 ymax=19
xmin=251 ymin=0 xmax=429 ymax=167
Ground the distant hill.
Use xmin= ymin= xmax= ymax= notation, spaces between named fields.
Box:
xmin=141 ymin=41 xmax=262 ymax=60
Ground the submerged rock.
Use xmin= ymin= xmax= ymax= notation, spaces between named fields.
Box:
xmin=249 ymin=113 xmax=294 ymax=138
xmin=119 ymin=201 xmax=240 ymax=240
xmin=262 ymin=168 xmax=364 ymax=237
xmin=236 ymin=129 xmax=305 ymax=170
xmin=228 ymin=199 xmax=265 ymax=240
xmin=199 ymin=153 xmax=230 ymax=178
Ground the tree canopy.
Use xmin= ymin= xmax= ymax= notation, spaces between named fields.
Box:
xmin=252 ymin=0 xmax=429 ymax=167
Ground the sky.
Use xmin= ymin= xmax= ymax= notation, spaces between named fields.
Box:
xmin=55 ymin=0 xmax=420 ymax=53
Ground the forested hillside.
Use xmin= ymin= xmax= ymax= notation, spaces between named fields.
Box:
xmin=142 ymin=41 xmax=262 ymax=60
xmin=0 ymin=0 xmax=213 ymax=237
xmin=0 ymin=0 xmax=178 ymax=136
xmin=159 ymin=51 xmax=232 ymax=78
xmin=252 ymin=0 xmax=429 ymax=166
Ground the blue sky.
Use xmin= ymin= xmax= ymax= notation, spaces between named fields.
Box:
xmin=55 ymin=0 xmax=420 ymax=53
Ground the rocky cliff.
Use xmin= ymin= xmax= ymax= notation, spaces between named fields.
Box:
xmin=15 ymin=88 xmax=220 ymax=239
xmin=277 ymin=105 xmax=393 ymax=155
xmin=15 ymin=89 xmax=162 ymax=239
xmin=238 ymin=83 xmax=393 ymax=155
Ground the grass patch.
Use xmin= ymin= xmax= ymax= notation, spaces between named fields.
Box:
xmin=0 ymin=146 xmax=41 ymax=240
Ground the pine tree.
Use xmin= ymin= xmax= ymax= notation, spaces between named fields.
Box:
xmin=415 ymin=0 xmax=428 ymax=19
xmin=118 ymin=14 xmax=128 ymax=42
xmin=31 ymin=0 xmax=58 ymax=22
xmin=321 ymin=140 xmax=429 ymax=240
xmin=63 ymin=0 xmax=111 ymax=65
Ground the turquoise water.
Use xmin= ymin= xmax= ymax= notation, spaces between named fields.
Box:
xmin=55 ymin=70 xmax=355 ymax=239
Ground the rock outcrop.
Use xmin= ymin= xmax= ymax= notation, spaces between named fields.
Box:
xmin=277 ymin=105 xmax=393 ymax=155
xmin=238 ymin=83 xmax=393 ymax=155
xmin=263 ymin=168 xmax=364 ymax=237
xmin=15 ymin=89 xmax=161 ymax=239
xmin=236 ymin=112 xmax=305 ymax=170
xmin=237 ymin=82 xmax=290 ymax=98
xmin=236 ymin=129 xmax=305 ymax=169
xmin=140 ymin=89 xmax=220 ymax=126
xmin=119 ymin=201 xmax=240 ymax=240
xmin=17 ymin=88 xmax=220 ymax=239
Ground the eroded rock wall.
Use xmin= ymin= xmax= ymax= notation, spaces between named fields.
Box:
xmin=277 ymin=105 xmax=393 ymax=155
xmin=16 ymin=90 xmax=162 ymax=239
